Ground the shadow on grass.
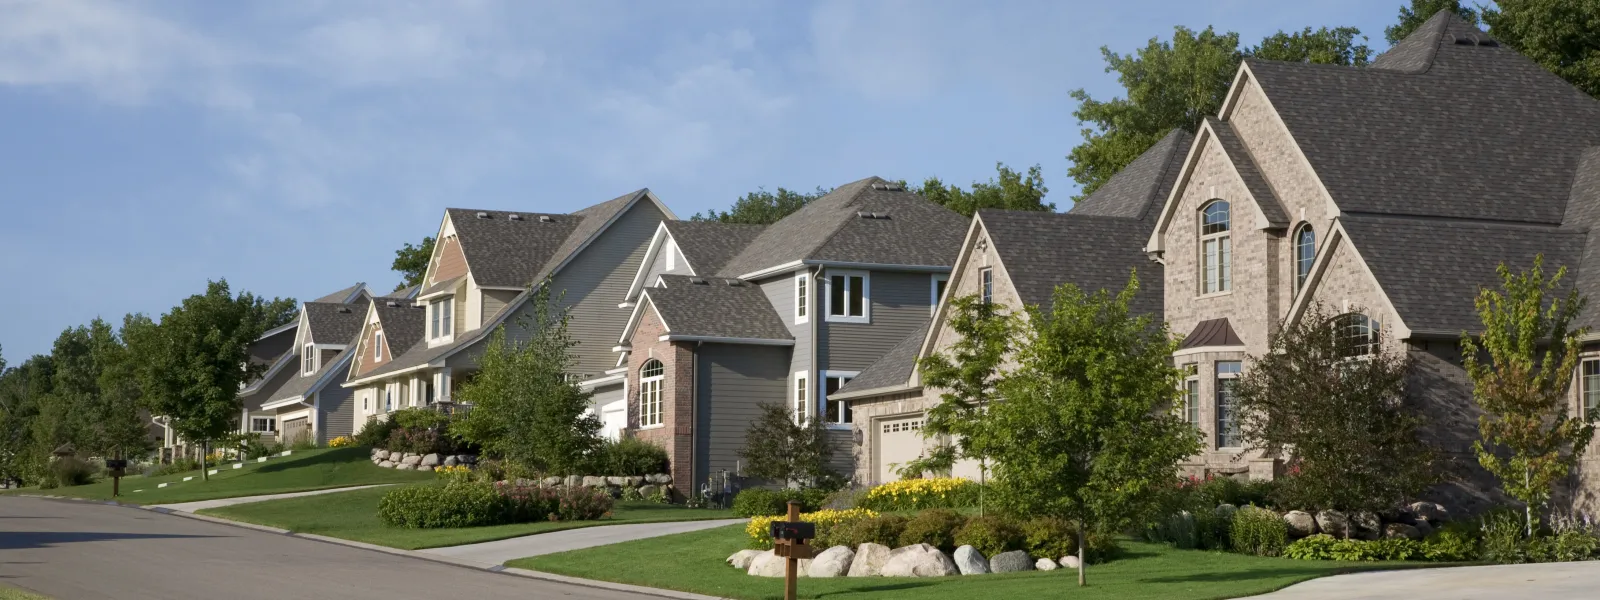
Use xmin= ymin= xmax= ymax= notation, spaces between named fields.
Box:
xmin=253 ymin=447 xmax=363 ymax=474
xmin=1139 ymin=562 xmax=1440 ymax=584
xmin=811 ymin=582 xmax=940 ymax=597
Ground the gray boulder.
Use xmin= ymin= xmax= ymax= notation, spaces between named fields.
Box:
xmin=1413 ymin=519 xmax=1435 ymax=538
xmin=638 ymin=484 xmax=659 ymax=498
xmin=401 ymin=454 xmax=422 ymax=466
xmin=1215 ymin=503 xmax=1238 ymax=519
xmin=416 ymin=465 xmax=434 ymax=472
xmin=1060 ymin=555 xmax=1081 ymax=569
xmin=374 ymin=449 xmax=390 ymax=460
xmin=1408 ymin=501 xmax=1449 ymax=523
xmin=606 ymin=476 xmax=630 ymax=487
xmin=395 ymin=463 xmax=415 ymax=471
xmin=847 ymin=543 xmax=892 ymax=577
xmin=952 ymin=545 xmax=988 ymax=575
xmin=542 ymin=476 xmax=563 ymax=487
xmin=420 ymin=453 xmax=442 ymax=467
xmin=988 ymin=550 xmax=1034 ymax=573
xmin=1351 ymin=511 xmax=1381 ymax=541
xmin=1316 ymin=510 xmax=1350 ymax=538
xmin=625 ymin=476 xmax=644 ymax=487
xmin=727 ymin=549 xmax=763 ymax=570
xmin=1035 ymin=558 xmax=1059 ymax=571
xmin=1284 ymin=510 xmax=1319 ymax=538
xmin=882 ymin=544 xmax=957 ymax=577
xmin=443 ymin=455 xmax=460 ymax=467
xmin=646 ymin=473 xmax=673 ymax=484
xmin=808 ymin=546 xmax=854 ymax=578
xmin=747 ymin=551 xmax=784 ymax=577
xmin=1385 ymin=523 xmax=1423 ymax=540
xmin=582 ymin=475 xmax=606 ymax=488
xmin=379 ymin=460 xmax=396 ymax=469
xmin=460 ymin=455 xmax=476 ymax=464
xmin=564 ymin=475 xmax=583 ymax=487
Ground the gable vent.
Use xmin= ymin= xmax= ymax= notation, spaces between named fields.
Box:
xmin=476 ymin=211 xmax=490 ymax=219
xmin=539 ymin=215 xmax=554 ymax=223
xmin=870 ymin=182 xmax=905 ymax=191
xmin=689 ymin=277 xmax=708 ymax=285
xmin=509 ymin=214 xmax=523 ymax=221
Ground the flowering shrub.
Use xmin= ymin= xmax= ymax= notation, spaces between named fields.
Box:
xmin=747 ymin=508 xmax=878 ymax=549
xmin=328 ymin=436 xmax=355 ymax=448
xmin=435 ymin=464 xmax=473 ymax=483
xmin=859 ymin=477 xmax=981 ymax=511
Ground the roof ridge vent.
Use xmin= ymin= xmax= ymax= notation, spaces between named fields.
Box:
xmin=870 ymin=181 xmax=905 ymax=191
xmin=476 ymin=211 xmax=490 ymax=219
xmin=509 ymin=214 xmax=523 ymax=221
xmin=338 ymin=307 xmax=352 ymax=313
xmin=689 ymin=277 xmax=708 ymax=285
xmin=386 ymin=301 xmax=401 ymax=307
xmin=539 ymin=215 xmax=554 ymax=223
xmin=857 ymin=211 xmax=891 ymax=219
xmin=725 ymin=279 xmax=743 ymax=287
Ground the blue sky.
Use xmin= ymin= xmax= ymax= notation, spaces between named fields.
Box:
xmin=0 ymin=0 xmax=1403 ymax=360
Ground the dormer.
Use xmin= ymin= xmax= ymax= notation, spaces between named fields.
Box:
xmin=620 ymin=221 xmax=767 ymax=307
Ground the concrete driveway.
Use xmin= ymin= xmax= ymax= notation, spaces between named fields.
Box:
xmin=1245 ymin=561 xmax=1600 ymax=600
xmin=422 ymin=518 xmax=747 ymax=565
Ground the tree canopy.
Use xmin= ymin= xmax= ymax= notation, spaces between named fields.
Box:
xmin=692 ymin=187 xmax=829 ymax=225
xmin=392 ymin=236 xmax=435 ymax=291
xmin=913 ymin=164 xmax=1054 ymax=218
xmin=1387 ymin=0 xmax=1480 ymax=44
xmin=1484 ymin=0 xmax=1600 ymax=99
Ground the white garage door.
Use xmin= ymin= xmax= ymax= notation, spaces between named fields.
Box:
xmin=599 ymin=399 xmax=628 ymax=441
xmin=875 ymin=416 xmax=928 ymax=484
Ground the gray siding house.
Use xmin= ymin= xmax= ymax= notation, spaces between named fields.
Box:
xmin=235 ymin=283 xmax=374 ymax=446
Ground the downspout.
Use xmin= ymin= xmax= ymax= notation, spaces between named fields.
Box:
xmin=690 ymin=342 xmax=699 ymax=498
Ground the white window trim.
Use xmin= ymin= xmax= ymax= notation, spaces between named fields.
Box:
xmin=1214 ymin=361 xmax=1243 ymax=449
xmin=979 ymin=268 xmax=994 ymax=305
xmin=930 ymin=274 xmax=949 ymax=314
xmin=303 ymin=343 xmax=318 ymax=375
xmin=373 ymin=332 xmax=385 ymax=362
xmin=1199 ymin=201 xmax=1233 ymax=296
xmin=1583 ymin=358 xmax=1600 ymax=419
xmin=429 ymin=297 xmax=456 ymax=344
xmin=821 ymin=370 xmax=860 ymax=429
xmin=665 ymin=239 xmax=677 ymax=271
xmin=639 ymin=361 xmax=665 ymax=429
xmin=824 ymin=269 xmax=870 ymax=324
xmin=792 ymin=371 xmax=811 ymax=424
xmin=794 ymin=273 xmax=810 ymax=325
xmin=384 ymin=383 xmax=397 ymax=413
xmin=1181 ymin=364 xmax=1200 ymax=425
xmin=250 ymin=417 xmax=277 ymax=433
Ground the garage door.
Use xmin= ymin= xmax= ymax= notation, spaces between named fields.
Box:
xmin=875 ymin=416 xmax=928 ymax=484
xmin=282 ymin=417 xmax=310 ymax=446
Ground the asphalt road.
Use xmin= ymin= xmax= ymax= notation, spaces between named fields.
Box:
xmin=0 ymin=495 xmax=664 ymax=600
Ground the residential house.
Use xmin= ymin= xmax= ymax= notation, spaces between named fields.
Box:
xmin=613 ymin=177 xmax=968 ymax=494
xmin=831 ymin=131 xmax=1185 ymax=485
xmin=1142 ymin=12 xmax=1600 ymax=512
xmin=235 ymin=283 xmax=374 ymax=445
xmin=341 ymin=191 xmax=675 ymax=432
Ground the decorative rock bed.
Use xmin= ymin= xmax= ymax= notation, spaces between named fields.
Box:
xmin=1282 ymin=501 xmax=1450 ymax=541
xmin=729 ymin=543 xmax=1084 ymax=578
xmin=527 ymin=473 xmax=674 ymax=499
xmin=370 ymin=448 xmax=476 ymax=472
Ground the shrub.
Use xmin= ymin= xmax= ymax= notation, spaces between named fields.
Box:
xmin=491 ymin=481 xmax=560 ymax=523
xmin=355 ymin=417 xmax=401 ymax=448
xmin=379 ymin=482 xmax=509 ymax=529
xmin=1287 ymin=535 xmax=1430 ymax=561
xmin=551 ymin=485 xmax=615 ymax=521
xmin=821 ymin=514 xmax=908 ymax=548
xmin=860 ymin=477 xmax=982 ymax=511
xmin=1480 ymin=509 xmax=1528 ymax=564
xmin=392 ymin=407 xmax=453 ymax=430
xmin=328 ymin=436 xmax=355 ymax=448
xmin=588 ymin=438 xmax=670 ymax=476
xmin=822 ymin=487 xmax=869 ymax=510
xmin=954 ymin=516 xmax=1023 ymax=557
xmin=898 ymin=508 xmax=966 ymax=551
xmin=1423 ymin=522 xmax=1479 ymax=562
xmin=289 ymin=431 xmax=318 ymax=451
xmin=1230 ymin=506 xmax=1289 ymax=557
xmin=1284 ymin=534 xmax=1339 ymax=560
xmin=142 ymin=457 xmax=201 ymax=478
xmin=1548 ymin=512 xmax=1600 ymax=562
xmin=435 ymin=465 xmax=473 ymax=483
xmin=1017 ymin=517 xmax=1120 ymax=563
xmin=731 ymin=487 xmax=831 ymax=518
xmin=747 ymin=508 xmax=878 ymax=549
xmin=41 ymin=457 xmax=96 ymax=488
xmin=1195 ymin=508 xmax=1233 ymax=551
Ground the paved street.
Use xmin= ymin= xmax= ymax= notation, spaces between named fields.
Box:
xmin=1246 ymin=561 xmax=1600 ymax=600
xmin=423 ymin=518 xmax=746 ymax=564
xmin=0 ymin=496 xmax=665 ymax=600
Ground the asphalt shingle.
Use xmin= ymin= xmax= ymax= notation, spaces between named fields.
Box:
xmin=832 ymin=320 xmax=928 ymax=397
xmin=303 ymin=302 xmax=367 ymax=346
xmin=1069 ymin=129 xmax=1192 ymax=220
xmin=447 ymin=209 xmax=583 ymax=288
xmin=663 ymin=221 xmax=767 ymax=275
xmin=642 ymin=275 xmax=793 ymax=341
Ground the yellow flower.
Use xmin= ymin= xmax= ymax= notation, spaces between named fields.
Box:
xmin=747 ymin=508 xmax=879 ymax=547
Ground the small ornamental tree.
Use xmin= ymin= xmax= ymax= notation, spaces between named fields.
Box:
xmin=1462 ymin=255 xmax=1594 ymax=537
xmin=983 ymin=273 xmax=1199 ymax=585
xmin=908 ymin=293 xmax=1022 ymax=515
xmin=739 ymin=403 xmax=837 ymax=488
xmin=453 ymin=284 xmax=601 ymax=475
xmin=1232 ymin=303 xmax=1437 ymax=517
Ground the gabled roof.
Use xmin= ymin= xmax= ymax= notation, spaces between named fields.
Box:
xmin=268 ymin=334 xmax=360 ymax=406
xmin=981 ymin=210 xmax=1164 ymax=317
xmin=663 ymin=221 xmax=767 ymax=275
xmin=715 ymin=177 xmax=967 ymax=277
xmin=302 ymin=302 xmax=366 ymax=346
xmin=382 ymin=284 xmax=420 ymax=300
xmin=447 ymin=208 xmax=583 ymax=288
xmin=353 ymin=300 xmax=430 ymax=379
xmin=1204 ymin=117 xmax=1288 ymax=228
xmin=635 ymin=275 xmax=793 ymax=343
xmin=831 ymin=320 xmax=928 ymax=399
xmin=1069 ymin=129 xmax=1192 ymax=220
xmin=1179 ymin=318 xmax=1244 ymax=350
xmin=1564 ymin=149 xmax=1600 ymax=332
xmin=313 ymin=283 xmax=368 ymax=304
xmin=419 ymin=276 xmax=461 ymax=299
xmin=1243 ymin=12 xmax=1600 ymax=225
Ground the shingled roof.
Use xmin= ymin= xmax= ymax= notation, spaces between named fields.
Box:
xmin=1070 ymin=129 xmax=1191 ymax=220
xmin=447 ymin=208 xmax=582 ymax=288
xmin=302 ymin=302 xmax=366 ymax=346
xmin=715 ymin=177 xmax=967 ymax=277
xmin=982 ymin=210 xmax=1164 ymax=317
xmin=351 ymin=300 xmax=431 ymax=380
xmin=663 ymin=221 xmax=767 ymax=275
xmin=639 ymin=275 xmax=793 ymax=342
xmin=312 ymin=283 xmax=367 ymax=304
xmin=831 ymin=320 xmax=928 ymax=398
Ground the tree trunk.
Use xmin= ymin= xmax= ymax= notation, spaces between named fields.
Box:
xmin=1077 ymin=521 xmax=1086 ymax=587
xmin=200 ymin=441 xmax=208 ymax=482
xmin=1524 ymin=467 xmax=1533 ymax=538
xmin=979 ymin=459 xmax=987 ymax=518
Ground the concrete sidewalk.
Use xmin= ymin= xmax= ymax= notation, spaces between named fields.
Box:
xmin=152 ymin=484 xmax=393 ymax=512
xmin=422 ymin=519 xmax=747 ymax=565
xmin=1245 ymin=561 xmax=1600 ymax=600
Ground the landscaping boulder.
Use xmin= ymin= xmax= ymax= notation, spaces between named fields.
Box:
xmin=417 ymin=465 xmax=434 ymax=472
xmin=638 ymin=484 xmax=659 ymax=498
xmin=848 ymin=543 xmax=892 ymax=577
xmin=1412 ymin=519 xmax=1435 ymax=538
xmin=1060 ymin=555 xmax=1081 ymax=569
xmin=582 ymin=476 xmax=606 ymax=488
xmin=1385 ymin=523 xmax=1423 ymax=540
xmin=1215 ymin=503 xmax=1238 ymax=520
xmin=401 ymin=454 xmax=422 ymax=466
xmin=952 ymin=545 xmax=988 ymax=575
xmin=747 ymin=551 xmax=785 ymax=577
xmin=564 ymin=475 xmax=583 ymax=487
xmin=808 ymin=546 xmax=854 ymax=578
xmin=443 ymin=455 xmax=460 ymax=467
xmin=374 ymin=449 xmax=389 ymax=460
xmin=727 ymin=549 xmax=763 ymax=570
xmin=1035 ymin=558 xmax=1058 ymax=571
xmin=882 ymin=544 xmax=957 ymax=577
xmin=420 ymin=453 xmax=442 ymax=467
xmin=460 ymin=455 xmax=476 ymax=464
xmin=625 ymin=476 xmax=644 ymax=487
xmin=987 ymin=550 xmax=1034 ymax=574
xmin=646 ymin=473 xmax=672 ymax=484
xmin=1284 ymin=510 xmax=1319 ymax=538
xmin=379 ymin=460 xmax=396 ymax=469
xmin=396 ymin=463 xmax=415 ymax=471
xmin=1316 ymin=510 xmax=1349 ymax=538
xmin=605 ymin=476 xmax=628 ymax=486
xmin=1351 ymin=511 xmax=1381 ymax=541
xmin=542 ymin=476 xmax=563 ymax=487
xmin=1408 ymin=501 xmax=1449 ymax=523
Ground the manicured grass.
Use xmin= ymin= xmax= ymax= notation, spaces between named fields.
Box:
xmin=4 ymin=447 xmax=433 ymax=505
xmin=512 ymin=524 xmax=1440 ymax=600
xmin=0 ymin=585 xmax=50 ymax=600
xmin=199 ymin=485 xmax=738 ymax=550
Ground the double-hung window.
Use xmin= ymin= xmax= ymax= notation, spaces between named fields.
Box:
xmin=1295 ymin=224 xmax=1315 ymax=291
xmin=250 ymin=417 xmax=276 ymax=433
xmin=639 ymin=359 xmax=664 ymax=427
xmin=826 ymin=271 xmax=868 ymax=323
xmin=980 ymin=268 xmax=994 ymax=305
xmin=374 ymin=332 xmax=384 ymax=361
xmin=430 ymin=298 xmax=454 ymax=340
xmin=1215 ymin=361 xmax=1242 ymax=448
xmin=823 ymin=371 xmax=859 ymax=426
xmin=1182 ymin=364 xmax=1200 ymax=425
xmin=1583 ymin=359 xmax=1600 ymax=417
xmin=792 ymin=371 xmax=810 ymax=424
xmin=1200 ymin=201 xmax=1232 ymax=294
xmin=303 ymin=343 xmax=317 ymax=374
xmin=795 ymin=273 xmax=809 ymax=324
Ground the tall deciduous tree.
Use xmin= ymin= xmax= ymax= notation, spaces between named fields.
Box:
xmin=0 ymin=355 xmax=50 ymax=486
xmin=692 ymin=187 xmax=830 ymax=225
xmin=913 ymin=164 xmax=1054 ymax=218
xmin=453 ymin=285 xmax=600 ymax=475
xmin=1387 ymin=0 xmax=1480 ymax=44
xmin=125 ymin=280 xmax=295 ymax=480
xmin=983 ymin=273 xmax=1199 ymax=585
xmin=1462 ymin=255 xmax=1594 ymax=537
xmin=1068 ymin=25 xmax=1371 ymax=198
xmin=908 ymin=294 xmax=1022 ymax=514
xmin=392 ymin=236 xmax=435 ymax=291
xmin=34 ymin=319 xmax=149 ymax=459
xmin=738 ymin=402 xmax=837 ymax=487
xmin=1483 ymin=0 xmax=1600 ymax=99
xmin=1232 ymin=303 xmax=1437 ymax=517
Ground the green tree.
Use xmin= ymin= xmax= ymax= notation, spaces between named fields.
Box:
xmin=0 ymin=355 xmax=52 ymax=486
xmin=392 ymin=236 xmax=435 ymax=291
xmin=1068 ymin=25 xmax=1370 ymax=199
xmin=452 ymin=285 xmax=600 ymax=474
xmin=912 ymin=164 xmax=1053 ymax=218
xmin=908 ymin=294 xmax=1022 ymax=514
xmin=125 ymin=280 xmax=296 ymax=480
xmin=984 ymin=273 xmax=1199 ymax=585
xmin=1462 ymin=255 xmax=1594 ymax=537
xmin=32 ymin=319 xmax=151 ymax=460
xmin=1387 ymin=0 xmax=1480 ymax=44
xmin=1231 ymin=303 xmax=1437 ymax=517
xmin=692 ymin=187 xmax=829 ymax=225
xmin=738 ymin=402 xmax=838 ymax=488
xmin=1483 ymin=0 xmax=1600 ymax=99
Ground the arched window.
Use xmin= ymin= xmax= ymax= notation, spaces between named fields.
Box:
xmin=639 ymin=359 xmax=665 ymax=427
xmin=1295 ymin=224 xmax=1315 ymax=290
xmin=1200 ymin=201 xmax=1232 ymax=294
xmin=1334 ymin=313 xmax=1380 ymax=357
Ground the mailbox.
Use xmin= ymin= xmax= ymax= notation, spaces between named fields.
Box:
xmin=769 ymin=521 xmax=815 ymax=543
xmin=105 ymin=459 xmax=128 ymax=470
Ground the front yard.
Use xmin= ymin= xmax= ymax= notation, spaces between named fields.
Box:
xmin=511 ymin=524 xmax=1436 ymax=600
xmin=199 ymin=484 xmax=736 ymax=549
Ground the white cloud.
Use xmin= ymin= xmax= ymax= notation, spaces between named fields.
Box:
xmin=0 ymin=0 xmax=229 ymax=103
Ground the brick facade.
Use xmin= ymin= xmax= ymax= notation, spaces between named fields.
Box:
xmin=626 ymin=303 xmax=696 ymax=497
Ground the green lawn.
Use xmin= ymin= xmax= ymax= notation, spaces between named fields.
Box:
xmin=4 ymin=447 xmax=433 ymax=505
xmin=0 ymin=585 xmax=49 ymax=600
xmin=512 ymin=524 xmax=1438 ymax=600
xmin=199 ymin=485 xmax=738 ymax=550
